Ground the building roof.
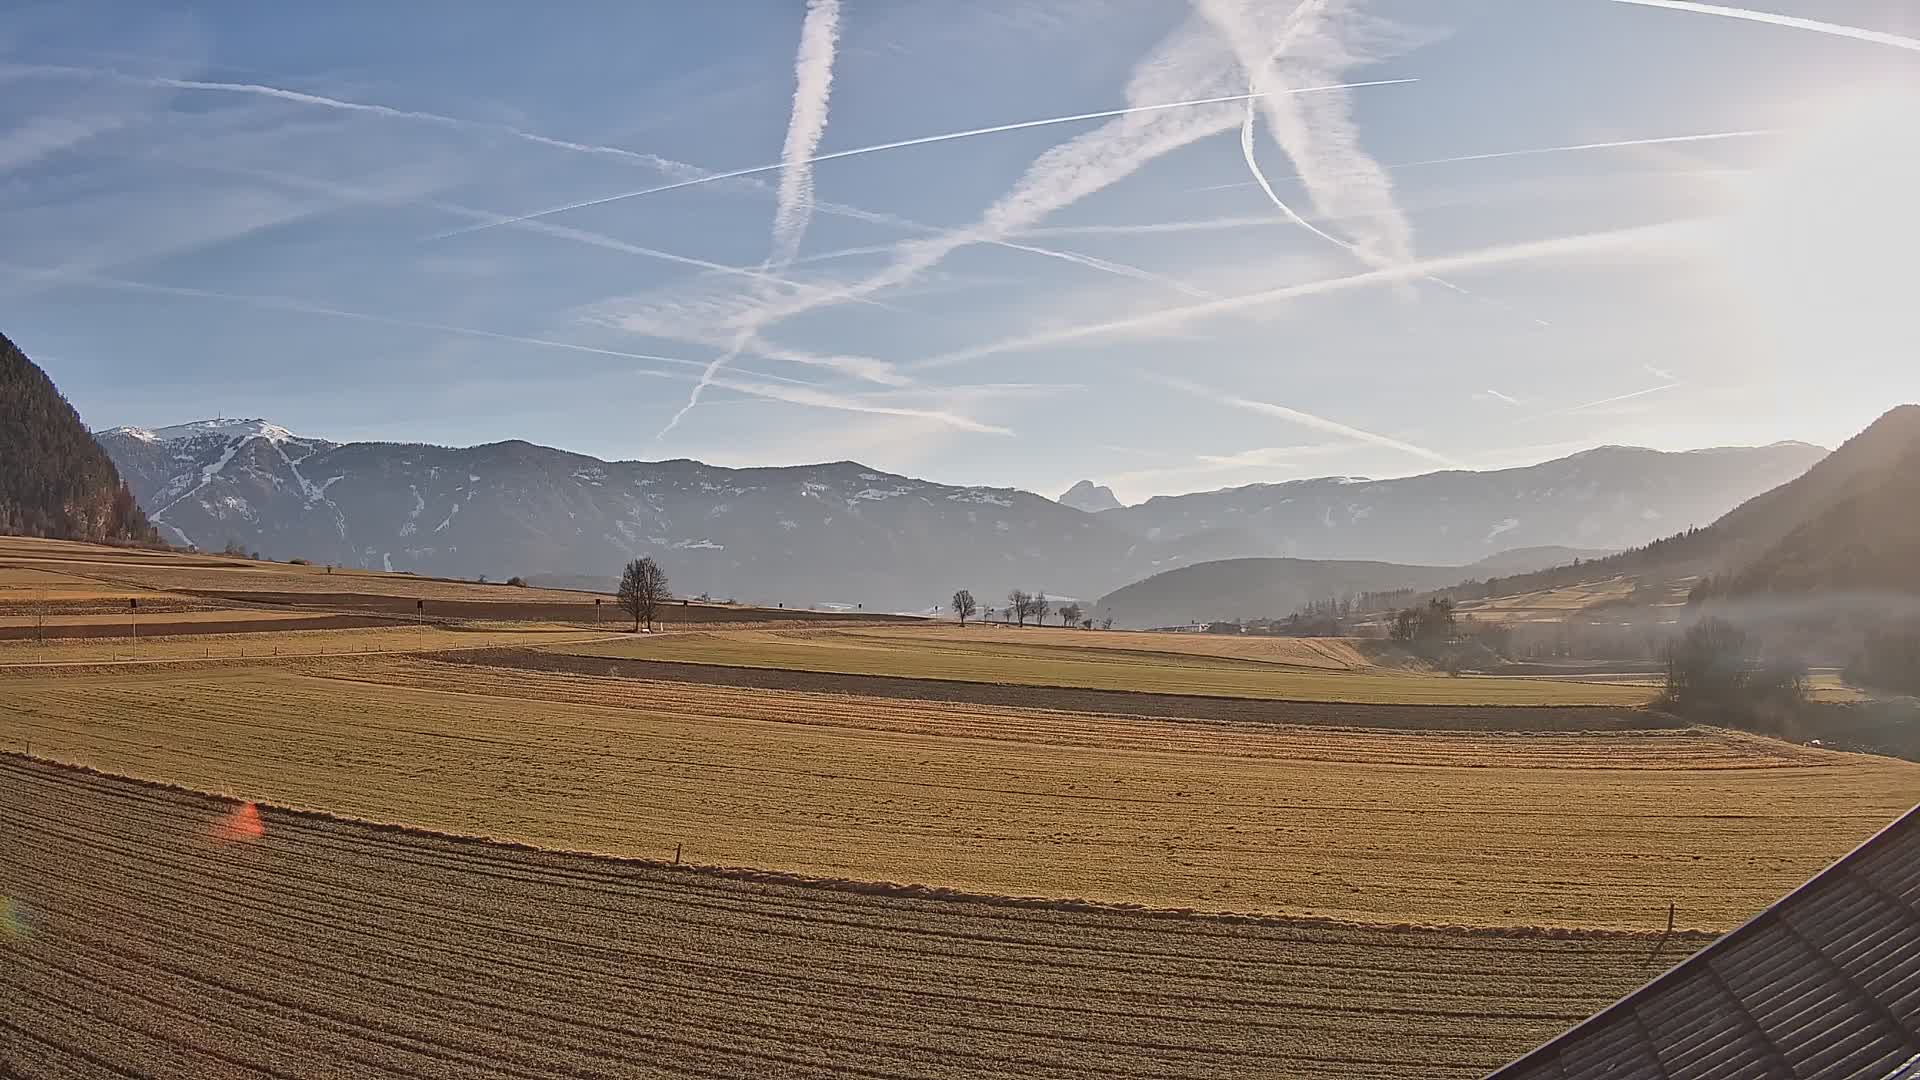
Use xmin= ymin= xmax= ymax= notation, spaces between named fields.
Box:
xmin=1488 ymin=805 xmax=1920 ymax=1080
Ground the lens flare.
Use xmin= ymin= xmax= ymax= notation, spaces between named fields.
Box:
xmin=213 ymin=801 xmax=265 ymax=842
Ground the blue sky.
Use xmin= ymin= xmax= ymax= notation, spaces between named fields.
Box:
xmin=4 ymin=0 xmax=1917 ymax=502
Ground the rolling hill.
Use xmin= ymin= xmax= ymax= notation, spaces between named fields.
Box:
xmin=1094 ymin=548 xmax=1595 ymax=629
xmin=1428 ymin=405 xmax=1920 ymax=610
xmin=0 ymin=331 xmax=156 ymax=545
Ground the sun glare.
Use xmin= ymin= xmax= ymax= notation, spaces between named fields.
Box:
xmin=1718 ymin=87 xmax=1920 ymax=366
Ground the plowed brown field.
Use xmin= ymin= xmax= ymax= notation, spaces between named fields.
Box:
xmin=5 ymin=659 xmax=1914 ymax=930
xmin=0 ymin=756 xmax=1697 ymax=1079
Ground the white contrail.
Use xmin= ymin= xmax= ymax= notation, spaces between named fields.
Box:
xmin=1609 ymin=0 xmax=1920 ymax=52
xmin=434 ymin=78 xmax=1416 ymax=238
xmin=1483 ymin=389 xmax=1523 ymax=406
xmin=917 ymin=221 xmax=1692 ymax=369
xmin=724 ymin=18 xmax=1378 ymax=330
xmin=662 ymin=0 xmax=843 ymax=441
xmin=1209 ymin=0 xmax=1547 ymax=327
xmin=660 ymin=329 xmax=755 ymax=440
xmin=1237 ymin=83 xmax=1358 ymax=259
xmin=1200 ymin=0 xmax=1415 ymax=268
xmin=1155 ymin=375 xmax=1462 ymax=467
xmin=1538 ymin=382 xmax=1681 ymax=418
xmin=771 ymin=0 xmax=842 ymax=271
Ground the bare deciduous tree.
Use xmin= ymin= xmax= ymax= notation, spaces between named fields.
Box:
xmin=1059 ymin=602 xmax=1083 ymax=627
xmin=1032 ymin=592 xmax=1051 ymax=626
xmin=951 ymin=589 xmax=978 ymax=625
xmin=1007 ymin=589 xmax=1030 ymax=627
xmin=617 ymin=557 xmax=671 ymax=631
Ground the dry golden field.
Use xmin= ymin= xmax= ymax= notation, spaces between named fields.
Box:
xmin=0 ymin=756 xmax=1693 ymax=1079
xmin=0 ymin=535 xmax=592 ymax=602
xmin=0 ymin=624 xmax=625 ymax=665
xmin=556 ymin=627 xmax=1658 ymax=706
xmin=5 ymin=658 xmax=1912 ymax=931
xmin=1455 ymin=576 xmax=1639 ymax=624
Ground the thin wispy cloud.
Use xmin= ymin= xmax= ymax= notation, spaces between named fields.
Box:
xmin=0 ymin=260 xmax=813 ymax=387
xmin=8 ymin=59 xmax=1321 ymax=306
xmin=1609 ymin=0 xmax=1920 ymax=52
xmin=1155 ymin=374 xmax=1463 ymax=467
xmin=0 ymin=109 xmax=129 ymax=173
xmin=658 ymin=371 xmax=1011 ymax=434
xmin=919 ymin=221 xmax=1695 ymax=369
xmin=1644 ymin=363 xmax=1677 ymax=381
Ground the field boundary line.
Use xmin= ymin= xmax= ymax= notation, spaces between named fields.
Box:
xmin=0 ymin=751 xmax=1712 ymax=942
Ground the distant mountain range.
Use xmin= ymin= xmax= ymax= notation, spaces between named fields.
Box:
xmin=1093 ymin=442 xmax=1827 ymax=565
xmin=0 ymin=332 xmax=154 ymax=544
xmin=95 ymin=416 xmax=1828 ymax=613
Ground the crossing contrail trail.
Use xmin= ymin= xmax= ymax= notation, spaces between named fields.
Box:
xmin=1609 ymin=0 xmax=1920 ymax=52
xmin=8 ymin=61 xmax=1247 ymax=301
xmin=433 ymin=78 xmax=1418 ymax=239
xmin=661 ymin=0 xmax=845 ymax=442
xmin=1238 ymin=81 xmax=1550 ymax=326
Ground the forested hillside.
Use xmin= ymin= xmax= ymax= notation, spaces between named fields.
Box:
xmin=0 ymin=331 xmax=157 ymax=544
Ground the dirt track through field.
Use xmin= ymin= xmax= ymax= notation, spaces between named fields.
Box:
xmin=0 ymin=756 xmax=1692 ymax=1079
xmin=459 ymin=648 xmax=1667 ymax=731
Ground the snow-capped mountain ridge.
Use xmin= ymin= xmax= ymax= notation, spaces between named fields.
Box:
xmin=106 ymin=418 xmax=310 ymax=445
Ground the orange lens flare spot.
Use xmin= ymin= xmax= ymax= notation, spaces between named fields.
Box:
xmin=213 ymin=801 xmax=265 ymax=842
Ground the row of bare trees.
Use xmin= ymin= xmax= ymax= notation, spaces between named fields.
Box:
xmin=950 ymin=588 xmax=1096 ymax=628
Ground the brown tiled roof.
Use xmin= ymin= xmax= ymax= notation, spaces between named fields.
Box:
xmin=1489 ymin=806 xmax=1920 ymax=1080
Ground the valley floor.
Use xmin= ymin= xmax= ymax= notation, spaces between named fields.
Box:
xmin=4 ymin=537 xmax=1916 ymax=1078
xmin=0 ymin=757 xmax=1690 ymax=1080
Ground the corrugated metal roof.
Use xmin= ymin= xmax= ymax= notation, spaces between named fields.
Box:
xmin=1488 ymin=805 xmax=1920 ymax=1080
